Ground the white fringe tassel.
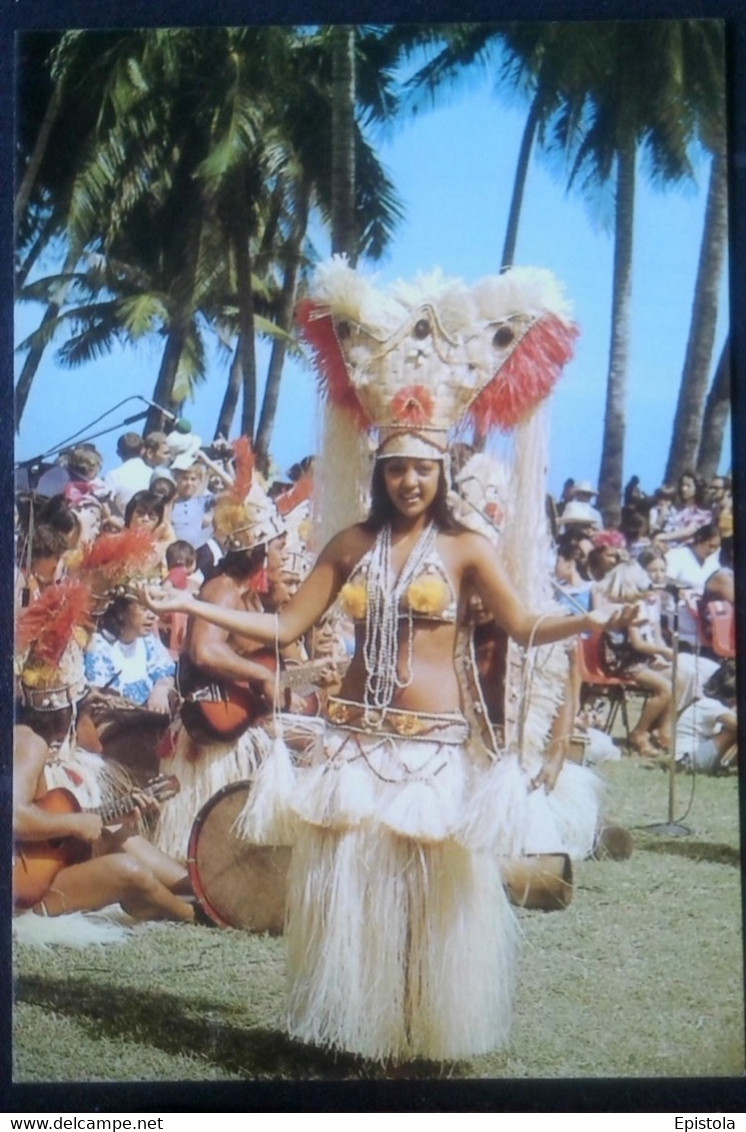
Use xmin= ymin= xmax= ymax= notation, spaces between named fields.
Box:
xmin=154 ymin=722 xmax=271 ymax=860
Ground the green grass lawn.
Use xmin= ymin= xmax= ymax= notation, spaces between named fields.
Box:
xmin=12 ymin=755 xmax=744 ymax=1083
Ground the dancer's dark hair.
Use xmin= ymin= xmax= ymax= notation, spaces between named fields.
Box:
xmin=363 ymin=459 xmax=465 ymax=534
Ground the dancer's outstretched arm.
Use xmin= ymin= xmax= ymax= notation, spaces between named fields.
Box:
xmin=141 ymin=529 xmax=353 ymax=647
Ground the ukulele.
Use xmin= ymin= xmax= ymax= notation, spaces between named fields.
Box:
xmin=13 ymin=773 xmax=180 ymax=910
xmin=179 ymin=648 xmax=350 ymax=743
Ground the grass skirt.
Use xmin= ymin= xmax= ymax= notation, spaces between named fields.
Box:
xmin=271 ymin=711 xmax=518 ymax=1063
xmin=153 ymin=721 xmax=272 ymax=861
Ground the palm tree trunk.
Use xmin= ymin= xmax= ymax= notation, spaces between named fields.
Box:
xmin=15 ymin=79 xmax=64 ymax=229
xmin=254 ymin=182 xmax=311 ymax=469
xmin=147 ymin=326 xmax=186 ymax=433
xmin=696 ymin=335 xmax=730 ymax=482
xmin=331 ymin=25 xmax=357 ymax=264
xmin=214 ymin=340 xmax=243 ymax=440
xmin=664 ymin=145 xmax=729 ymax=485
xmin=501 ymin=89 xmax=541 ymax=270
xmin=597 ymin=137 xmax=636 ymax=528
xmin=233 ymin=184 xmax=257 ymax=442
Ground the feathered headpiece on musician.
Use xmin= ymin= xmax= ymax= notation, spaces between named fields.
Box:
xmin=212 ymin=437 xmax=287 ymax=553
xmin=16 ymin=580 xmax=94 ymax=710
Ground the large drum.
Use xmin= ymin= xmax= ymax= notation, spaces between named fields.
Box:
xmin=187 ymin=781 xmax=290 ymax=933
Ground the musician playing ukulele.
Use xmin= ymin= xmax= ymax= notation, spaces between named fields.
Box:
xmin=14 ymin=712 xmax=196 ymax=922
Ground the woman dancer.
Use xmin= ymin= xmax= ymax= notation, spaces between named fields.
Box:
xmin=143 ymin=260 xmax=636 ymax=1064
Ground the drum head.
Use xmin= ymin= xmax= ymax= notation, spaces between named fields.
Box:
xmin=187 ymin=780 xmax=290 ymax=933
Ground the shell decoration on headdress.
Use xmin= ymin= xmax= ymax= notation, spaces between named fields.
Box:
xmin=79 ymin=527 xmax=161 ymax=614
xmin=16 ymin=579 xmax=94 ymax=709
xmin=297 ymin=256 xmax=579 ymax=454
xmin=212 ymin=436 xmax=287 ymax=552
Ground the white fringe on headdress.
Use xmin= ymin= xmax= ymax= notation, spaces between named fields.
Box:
xmin=153 ymin=722 xmax=271 ymax=861
xmin=285 ymin=822 xmax=516 ymax=1063
xmin=13 ymin=907 xmax=133 ymax=949
xmin=499 ymin=405 xmax=554 ymax=608
xmin=472 ymin=265 xmax=574 ymax=324
xmin=313 ymin=401 xmax=372 ymax=553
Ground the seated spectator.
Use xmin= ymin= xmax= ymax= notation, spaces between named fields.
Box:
xmin=14 ymin=523 xmax=69 ymax=610
xmin=655 ymin=471 xmax=712 ymax=549
xmin=648 ymin=485 xmax=676 ymax=540
xmin=714 ymin=475 xmax=733 ymax=540
xmin=125 ymin=489 xmax=174 ymax=567
xmin=704 ymin=536 xmax=734 ymax=605
xmin=117 ymin=431 xmax=143 ymax=462
xmin=106 ymin=431 xmax=171 ymax=517
xmin=623 ymin=475 xmax=648 ymax=509
xmin=665 ymin=523 xmax=722 ymax=650
xmin=594 ymin=561 xmax=676 ymax=756
xmin=84 ymin=595 xmax=176 ymax=711
xmin=638 ymin=548 xmax=719 ymax=707
xmin=557 ymin=499 xmax=601 ymax=536
xmin=555 ymin=477 xmax=575 ymax=517
xmin=620 ymin=507 xmax=652 ymax=558
xmin=170 ymin=463 xmax=215 ymax=549
xmin=165 ymin=539 xmax=202 ymax=593
xmin=554 ymin=529 xmax=593 ymax=612
xmin=567 ymin=480 xmax=603 ymax=528
xmin=675 ymin=660 xmax=737 ymax=774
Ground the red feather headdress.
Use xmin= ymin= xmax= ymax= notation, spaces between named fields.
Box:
xmin=17 ymin=579 xmax=93 ymax=667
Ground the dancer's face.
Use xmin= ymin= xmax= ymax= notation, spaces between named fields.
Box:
xmin=383 ymin=458 xmax=441 ymax=520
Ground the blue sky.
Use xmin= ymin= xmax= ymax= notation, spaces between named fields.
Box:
xmin=14 ymin=33 xmax=730 ymax=499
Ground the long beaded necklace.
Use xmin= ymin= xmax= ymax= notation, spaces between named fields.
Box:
xmin=363 ymin=520 xmax=438 ymax=714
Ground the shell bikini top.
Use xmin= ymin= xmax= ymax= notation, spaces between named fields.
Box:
xmin=339 ymin=539 xmax=459 ymax=625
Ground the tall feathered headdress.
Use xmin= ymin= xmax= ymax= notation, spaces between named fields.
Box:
xmin=298 ymin=256 xmax=578 ymax=543
xmin=297 ymin=257 xmax=578 ymax=461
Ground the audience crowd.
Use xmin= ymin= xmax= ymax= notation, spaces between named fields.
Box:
xmin=12 ymin=424 xmax=737 ymax=932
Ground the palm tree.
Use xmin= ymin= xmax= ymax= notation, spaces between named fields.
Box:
xmin=550 ymin=22 xmax=712 ymax=525
xmin=330 ymin=25 xmax=358 ymax=262
xmin=664 ymin=23 xmax=728 ymax=485
xmin=696 ymin=335 xmax=730 ymax=482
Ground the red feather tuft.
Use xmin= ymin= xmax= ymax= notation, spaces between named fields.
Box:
xmin=81 ymin=527 xmax=157 ymax=575
xmin=391 ymin=385 xmax=435 ymax=427
xmin=17 ymin=579 xmax=93 ymax=666
xmin=296 ymin=299 xmax=371 ymax=428
xmin=468 ymin=314 xmax=579 ymax=433
xmin=231 ymin=436 xmax=255 ymax=502
xmin=276 ymin=472 xmax=314 ymax=516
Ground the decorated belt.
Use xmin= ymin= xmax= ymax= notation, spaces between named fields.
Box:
xmin=325 ymin=696 xmax=469 ymax=744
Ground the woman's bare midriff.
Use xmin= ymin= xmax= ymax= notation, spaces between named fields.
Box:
xmin=337 ymin=619 xmax=463 ymax=714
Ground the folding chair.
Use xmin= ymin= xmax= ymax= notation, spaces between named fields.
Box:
xmin=575 ymin=633 xmax=640 ymax=745
xmin=708 ymin=600 xmax=736 ymax=659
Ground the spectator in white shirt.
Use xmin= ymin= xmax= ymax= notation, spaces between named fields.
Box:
xmin=664 ymin=523 xmax=722 ymax=648
xmin=105 ymin=431 xmax=171 ymax=517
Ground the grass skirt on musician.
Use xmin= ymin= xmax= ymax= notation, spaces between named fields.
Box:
xmin=153 ymin=720 xmax=273 ymax=861
xmin=239 ymin=701 xmax=518 ymax=1063
xmin=43 ymin=743 xmax=131 ymax=810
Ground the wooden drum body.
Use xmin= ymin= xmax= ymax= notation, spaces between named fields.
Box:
xmin=187 ymin=780 xmax=290 ymax=933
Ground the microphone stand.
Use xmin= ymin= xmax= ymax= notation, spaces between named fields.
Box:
xmin=641 ymin=583 xmax=691 ymax=837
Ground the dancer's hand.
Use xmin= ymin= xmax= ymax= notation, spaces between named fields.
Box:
xmin=585 ymin=604 xmax=641 ymax=632
xmin=138 ymin=583 xmax=191 ymax=617
xmin=529 ymin=756 xmax=563 ymax=794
